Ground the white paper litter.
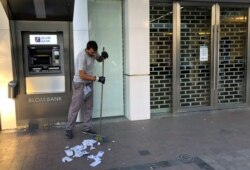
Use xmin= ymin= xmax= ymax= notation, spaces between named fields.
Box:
xmin=90 ymin=146 xmax=96 ymax=150
xmin=87 ymin=151 xmax=105 ymax=167
xmin=97 ymin=151 xmax=104 ymax=157
xmin=62 ymin=156 xmax=73 ymax=163
xmin=73 ymin=150 xmax=89 ymax=158
xmin=82 ymin=139 xmax=97 ymax=148
xmin=70 ymin=145 xmax=86 ymax=153
xmin=62 ymin=139 xmax=105 ymax=167
xmin=64 ymin=149 xmax=73 ymax=157
xmin=90 ymin=159 xmax=102 ymax=167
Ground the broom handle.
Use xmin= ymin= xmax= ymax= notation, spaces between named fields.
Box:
xmin=99 ymin=49 xmax=105 ymax=135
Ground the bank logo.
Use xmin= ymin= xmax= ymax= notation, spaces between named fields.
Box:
xmin=35 ymin=37 xmax=41 ymax=42
xmin=30 ymin=35 xmax=57 ymax=45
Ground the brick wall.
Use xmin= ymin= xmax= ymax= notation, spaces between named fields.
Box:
xmin=180 ymin=7 xmax=211 ymax=107
xmin=218 ymin=8 xmax=247 ymax=104
xmin=150 ymin=4 xmax=173 ymax=112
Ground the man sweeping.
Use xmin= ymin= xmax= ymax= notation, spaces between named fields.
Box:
xmin=65 ymin=40 xmax=108 ymax=139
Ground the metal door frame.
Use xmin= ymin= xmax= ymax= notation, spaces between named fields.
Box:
xmin=172 ymin=1 xmax=250 ymax=114
xmin=215 ymin=3 xmax=249 ymax=109
xmin=211 ymin=3 xmax=219 ymax=109
xmin=173 ymin=2 xmax=215 ymax=113
xmin=247 ymin=7 xmax=250 ymax=106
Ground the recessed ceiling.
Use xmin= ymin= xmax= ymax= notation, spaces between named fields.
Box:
xmin=0 ymin=0 xmax=74 ymax=21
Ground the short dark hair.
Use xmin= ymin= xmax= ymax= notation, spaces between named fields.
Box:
xmin=86 ymin=41 xmax=98 ymax=51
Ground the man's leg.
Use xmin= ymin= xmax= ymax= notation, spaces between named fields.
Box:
xmin=82 ymin=84 xmax=94 ymax=132
xmin=66 ymin=82 xmax=84 ymax=131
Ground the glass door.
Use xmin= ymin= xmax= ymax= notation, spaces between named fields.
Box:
xmin=177 ymin=3 xmax=249 ymax=112
xmin=88 ymin=0 xmax=124 ymax=117
xmin=151 ymin=1 xmax=250 ymax=114
xmin=150 ymin=1 xmax=173 ymax=115
xmin=217 ymin=6 xmax=248 ymax=107
xmin=179 ymin=4 xmax=212 ymax=111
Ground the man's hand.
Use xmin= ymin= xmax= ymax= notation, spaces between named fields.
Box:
xmin=98 ymin=76 xmax=105 ymax=84
xmin=101 ymin=51 xmax=109 ymax=59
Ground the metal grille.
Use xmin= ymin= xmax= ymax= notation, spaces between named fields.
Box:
xmin=218 ymin=8 xmax=247 ymax=104
xmin=180 ymin=6 xmax=211 ymax=107
xmin=150 ymin=3 xmax=173 ymax=113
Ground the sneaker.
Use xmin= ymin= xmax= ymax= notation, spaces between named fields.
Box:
xmin=65 ymin=130 xmax=73 ymax=139
xmin=82 ymin=129 xmax=97 ymax=135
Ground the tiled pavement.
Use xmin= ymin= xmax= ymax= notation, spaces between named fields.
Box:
xmin=1 ymin=109 xmax=250 ymax=169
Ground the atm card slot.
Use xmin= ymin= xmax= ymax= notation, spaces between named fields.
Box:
xmin=48 ymin=66 xmax=60 ymax=70
xmin=32 ymin=67 xmax=42 ymax=72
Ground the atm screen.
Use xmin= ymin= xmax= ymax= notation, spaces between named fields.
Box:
xmin=28 ymin=45 xmax=61 ymax=74
xmin=32 ymin=56 xmax=51 ymax=65
xmin=29 ymin=47 xmax=52 ymax=66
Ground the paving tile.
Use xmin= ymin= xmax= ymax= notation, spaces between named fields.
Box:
xmin=2 ymin=109 xmax=250 ymax=169
xmin=199 ymin=155 xmax=217 ymax=164
xmin=226 ymin=161 xmax=250 ymax=170
xmin=208 ymin=163 xmax=226 ymax=170
xmin=237 ymin=149 xmax=250 ymax=159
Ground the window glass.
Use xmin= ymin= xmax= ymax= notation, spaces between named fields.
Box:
xmin=88 ymin=0 xmax=124 ymax=117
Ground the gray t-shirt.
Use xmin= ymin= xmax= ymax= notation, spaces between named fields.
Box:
xmin=73 ymin=49 xmax=100 ymax=83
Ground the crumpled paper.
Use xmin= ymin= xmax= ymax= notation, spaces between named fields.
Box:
xmin=62 ymin=139 xmax=105 ymax=167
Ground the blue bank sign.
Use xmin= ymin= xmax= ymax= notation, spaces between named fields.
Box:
xmin=29 ymin=34 xmax=57 ymax=45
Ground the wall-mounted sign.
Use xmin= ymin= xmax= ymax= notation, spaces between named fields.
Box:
xmin=200 ymin=45 xmax=208 ymax=61
xmin=29 ymin=34 xmax=57 ymax=45
xmin=28 ymin=96 xmax=62 ymax=103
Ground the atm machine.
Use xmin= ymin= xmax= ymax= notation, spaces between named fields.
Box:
xmin=14 ymin=22 xmax=74 ymax=124
xmin=1 ymin=0 xmax=75 ymax=127
xmin=23 ymin=33 xmax=65 ymax=94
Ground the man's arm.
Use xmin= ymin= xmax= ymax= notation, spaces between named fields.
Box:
xmin=79 ymin=70 xmax=105 ymax=84
xmin=95 ymin=53 xmax=104 ymax=62
xmin=96 ymin=50 xmax=109 ymax=62
xmin=79 ymin=70 xmax=97 ymax=81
